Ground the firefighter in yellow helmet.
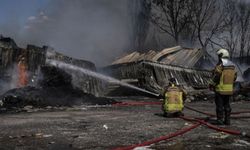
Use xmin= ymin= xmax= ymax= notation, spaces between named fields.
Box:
xmin=210 ymin=48 xmax=237 ymax=125
xmin=162 ymin=78 xmax=186 ymax=117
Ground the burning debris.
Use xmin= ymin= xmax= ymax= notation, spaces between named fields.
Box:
xmin=17 ymin=56 xmax=28 ymax=87
xmin=0 ymin=65 xmax=115 ymax=111
xmin=0 ymin=36 xmax=104 ymax=96
xmin=0 ymin=36 xmax=121 ymax=111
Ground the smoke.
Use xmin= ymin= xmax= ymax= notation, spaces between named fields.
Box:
xmin=0 ymin=65 xmax=18 ymax=94
xmin=47 ymin=59 xmax=160 ymax=96
xmin=1 ymin=0 xmax=135 ymax=67
xmin=0 ymin=63 xmax=39 ymax=95
xmin=237 ymin=63 xmax=250 ymax=80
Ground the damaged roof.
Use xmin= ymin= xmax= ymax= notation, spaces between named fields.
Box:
xmin=112 ymin=46 xmax=203 ymax=68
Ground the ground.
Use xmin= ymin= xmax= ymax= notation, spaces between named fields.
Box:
xmin=0 ymin=97 xmax=250 ymax=150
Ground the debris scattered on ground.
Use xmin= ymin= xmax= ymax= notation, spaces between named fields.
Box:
xmin=233 ymin=139 xmax=250 ymax=147
xmin=134 ymin=146 xmax=153 ymax=150
xmin=103 ymin=124 xmax=108 ymax=130
xmin=43 ymin=134 xmax=53 ymax=138
xmin=209 ymin=132 xmax=230 ymax=139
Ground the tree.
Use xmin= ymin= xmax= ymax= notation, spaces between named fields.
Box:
xmin=220 ymin=0 xmax=239 ymax=58
xmin=151 ymin=0 xmax=190 ymax=44
xmin=237 ymin=1 xmax=250 ymax=58
xmin=129 ymin=0 xmax=152 ymax=51
xmin=188 ymin=0 xmax=228 ymax=52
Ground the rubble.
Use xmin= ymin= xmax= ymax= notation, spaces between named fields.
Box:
xmin=101 ymin=46 xmax=213 ymax=97
xmin=0 ymin=66 xmax=116 ymax=111
xmin=235 ymin=81 xmax=250 ymax=100
xmin=46 ymin=48 xmax=104 ymax=96
xmin=103 ymin=60 xmax=212 ymax=96
xmin=0 ymin=36 xmax=104 ymax=96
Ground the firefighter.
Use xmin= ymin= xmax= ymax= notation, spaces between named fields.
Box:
xmin=210 ymin=48 xmax=237 ymax=125
xmin=162 ymin=78 xmax=186 ymax=117
xmin=17 ymin=56 xmax=28 ymax=87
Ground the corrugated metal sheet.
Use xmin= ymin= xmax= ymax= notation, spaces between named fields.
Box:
xmin=151 ymin=46 xmax=182 ymax=61
xmin=112 ymin=46 xmax=203 ymax=68
xmin=159 ymin=48 xmax=203 ymax=67
xmin=102 ymin=60 xmax=211 ymax=95
xmin=112 ymin=52 xmax=141 ymax=64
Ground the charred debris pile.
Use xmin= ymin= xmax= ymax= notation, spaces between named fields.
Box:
xmin=0 ymin=36 xmax=115 ymax=111
xmin=0 ymin=65 xmax=115 ymax=111
xmin=0 ymin=36 xmax=104 ymax=96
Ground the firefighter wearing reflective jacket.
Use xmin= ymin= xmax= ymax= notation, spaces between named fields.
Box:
xmin=210 ymin=48 xmax=237 ymax=125
xmin=162 ymin=78 xmax=185 ymax=117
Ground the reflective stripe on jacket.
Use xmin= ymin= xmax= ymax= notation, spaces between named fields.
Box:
xmin=163 ymin=84 xmax=183 ymax=113
xmin=213 ymin=58 xmax=236 ymax=95
xmin=215 ymin=66 xmax=236 ymax=95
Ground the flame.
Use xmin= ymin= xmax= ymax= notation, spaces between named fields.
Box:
xmin=17 ymin=60 xmax=28 ymax=87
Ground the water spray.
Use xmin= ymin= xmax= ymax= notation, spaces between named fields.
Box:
xmin=47 ymin=59 xmax=160 ymax=97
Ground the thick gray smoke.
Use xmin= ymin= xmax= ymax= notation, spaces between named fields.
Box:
xmin=1 ymin=0 xmax=134 ymax=66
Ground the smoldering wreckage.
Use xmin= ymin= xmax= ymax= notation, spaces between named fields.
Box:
xmin=0 ymin=36 xmax=250 ymax=150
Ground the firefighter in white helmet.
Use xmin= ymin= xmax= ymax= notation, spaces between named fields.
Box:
xmin=209 ymin=48 xmax=237 ymax=125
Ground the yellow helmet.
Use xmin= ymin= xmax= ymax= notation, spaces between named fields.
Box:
xmin=217 ymin=48 xmax=229 ymax=58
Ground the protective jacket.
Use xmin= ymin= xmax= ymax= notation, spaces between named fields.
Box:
xmin=212 ymin=58 xmax=237 ymax=95
xmin=162 ymin=84 xmax=184 ymax=113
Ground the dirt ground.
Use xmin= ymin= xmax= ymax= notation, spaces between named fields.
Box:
xmin=0 ymin=97 xmax=250 ymax=150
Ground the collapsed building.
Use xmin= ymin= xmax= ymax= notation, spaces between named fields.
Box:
xmin=102 ymin=46 xmax=213 ymax=95
xmin=1 ymin=65 xmax=115 ymax=110
xmin=0 ymin=36 xmax=103 ymax=96
xmin=0 ymin=36 xmax=119 ymax=110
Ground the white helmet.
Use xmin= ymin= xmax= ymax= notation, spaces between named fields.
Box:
xmin=217 ymin=48 xmax=229 ymax=58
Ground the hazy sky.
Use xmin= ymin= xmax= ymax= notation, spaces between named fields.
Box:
xmin=0 ymin=0 xmax=132 ymax=67
xmin=0 ymin=0 xmax=50 ymax=25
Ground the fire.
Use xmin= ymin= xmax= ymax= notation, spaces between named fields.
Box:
xmin=17 ymin=57 xmax=28 ymax=87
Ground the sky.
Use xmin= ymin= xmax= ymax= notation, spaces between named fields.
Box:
xmin=0 ymin=0 xmax=132 ymax=66
xmin=0 ymin=0 xmax=49 ymax=26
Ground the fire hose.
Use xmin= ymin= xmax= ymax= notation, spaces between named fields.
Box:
xmin=113 ymin=116 xmax=249 ymax=150
xmin=179 ymin=116 xmax=247 ymax=136
xmin=184 ymin=105 xmax=250 ymax=119
xmin=112 ymin=101 xmax=161 ymax=106
xmin=184 ymin=105 xmax=215 ymax=117
xmin=112 ymin=101 xmax=250 ymax=150
xmin=113 ymin=102 xmax=250 ymax=118
xmin=113 ymin=122 xmax=201 ymax=150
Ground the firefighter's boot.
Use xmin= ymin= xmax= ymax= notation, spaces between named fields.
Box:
xmin=224 ymin=108 xmax=231 ymax=125
xmin=216 ymin=108 xmax=224 ymax=125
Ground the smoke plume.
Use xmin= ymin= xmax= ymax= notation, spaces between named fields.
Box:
xmin=1 ymin=0 xmax=134 ymax=66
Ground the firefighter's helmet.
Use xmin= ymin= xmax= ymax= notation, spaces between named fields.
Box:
xmin=217 ymin=48 xmax=229 ymax=58
xmin=169 ymin=78 xmax=177 ymax=84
